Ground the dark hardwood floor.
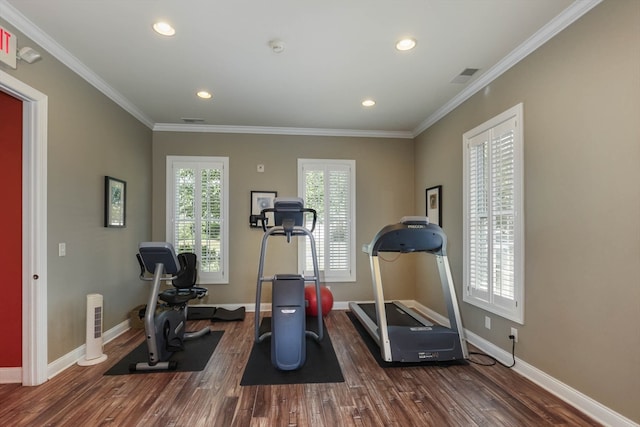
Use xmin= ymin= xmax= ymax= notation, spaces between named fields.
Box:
xmin=0 ymin=310 xmax=600 ymax=426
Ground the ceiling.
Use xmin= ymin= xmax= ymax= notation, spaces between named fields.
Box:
xmin=2 ymin=0 xmax=598 ymax=137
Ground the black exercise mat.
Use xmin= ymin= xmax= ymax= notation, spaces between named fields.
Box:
xmin=211 ymin=306 xmax=245 ymax=322
xmin=240 ymin=317 xmax=344 ymax=385
xmin=187 ymin=306 xmax=246 ymax=321
xmin=347 ymin=311 xmax=466 ymax=368
xmin=187 ymin=306 xmax=217 ymax=320
xmin=104 ymin=330 xmax=224 ymax=375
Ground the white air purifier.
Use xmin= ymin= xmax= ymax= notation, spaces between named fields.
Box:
xmin=78 ymin=293 xmax=108 ymax=366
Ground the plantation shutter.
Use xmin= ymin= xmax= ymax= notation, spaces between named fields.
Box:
xmin=327 ymin=167 xmax=350 ymax=272
xmin=464 ymin=103 xmax=523 ymax=323
xmin=490 ymin=119 xmax=517 ymax=311
xmin=174 ymin=166 xmax=197 ymax=255
xmin=199 ymin=167 xmax=223 ymax=276
xmin=168 ymin=157 xmax=228 ymax=283
xmin=299 ymin=159 xmax=355 ymax=282
xmin=468 ymin=131 xmax=490 ymax=302
xmin=303 ymin=167 xmax=325 ymax=271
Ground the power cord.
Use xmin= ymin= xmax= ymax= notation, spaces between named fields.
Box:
xmin=468 ymin=334 xmax=516 ymax=368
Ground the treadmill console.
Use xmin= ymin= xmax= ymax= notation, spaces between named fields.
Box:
xmin=365 ymin=217 xmax=446 ymax=256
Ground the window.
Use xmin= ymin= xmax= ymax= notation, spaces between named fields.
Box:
xmin=463 ymin=104 xmax=524 ymax=324
xmin=298 ymin=159 xmax=356 ymax=282
xmin=166 ymin=156 xmax=229 ymax=284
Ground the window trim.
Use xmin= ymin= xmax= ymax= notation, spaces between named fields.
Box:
xmin=462 ymin=103 xmax=524 ymax=324
xmin=166 ymin=155 xmax=229 ymax=284
xmin=297 ymin=158 xmax=356 ymax=283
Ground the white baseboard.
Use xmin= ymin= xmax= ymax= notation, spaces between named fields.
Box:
xmin=407 ymin=300 xmax=638 ymax=427
xmin=0 ymin=367 xmax=22 ymax=384
xmin=47 ymin=319 xmax=130 ymax=379
xmin=332 ymin=301 xmax=350 ymax=310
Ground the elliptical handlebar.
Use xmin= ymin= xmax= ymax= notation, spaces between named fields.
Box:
xmin=260 ymin=197 xmax=317 ymax=239
xmin=260 ymin=207 xmax=317 ymax=233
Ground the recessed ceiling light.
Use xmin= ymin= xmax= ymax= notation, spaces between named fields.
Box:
xmin=362 ymin=99 xmax=376 ymax=107
xmin=153 ymin=21 xmax=175 ymax=36
xmin=197 ymin=91 xmax=213 ymax=99
xmin=396 ymin=38 xmax=416 ymax=51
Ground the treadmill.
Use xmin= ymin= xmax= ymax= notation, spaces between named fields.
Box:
xmin=349 ymin=216 xmax=468 ymax=363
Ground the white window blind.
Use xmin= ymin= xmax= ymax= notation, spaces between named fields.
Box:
xmin=166 ymin=156 xmax=229 ymax=284
xmin=298 ymin=159 xmax=356 ymax=282
xmin=463 ymin=104 xmax=524 ymax=323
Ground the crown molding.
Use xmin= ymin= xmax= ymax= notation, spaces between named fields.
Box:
xmin=2 ymin=0 xmax=602 ymax=138
xmin=1 ymin=0 xmax=154 ymax=129
xmin=2 ymin=0 xmax=409 ymax=138
xmin=153 ymin=123 xmax=414 ymax=139
xmin=412 ymin=0 xmax=603 ymax=137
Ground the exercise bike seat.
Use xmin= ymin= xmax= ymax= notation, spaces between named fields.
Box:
xmin=158 ymin=252 xmax=208 ymax=306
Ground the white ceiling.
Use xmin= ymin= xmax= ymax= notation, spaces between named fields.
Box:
xmin=2 ymin=0 xmax=599 ymax=137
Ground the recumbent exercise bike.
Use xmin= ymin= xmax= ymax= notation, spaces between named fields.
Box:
xmin=131 ymin=242 xmax=211 ymax=372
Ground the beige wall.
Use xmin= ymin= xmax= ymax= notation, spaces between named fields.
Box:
xmin=151 ymin=132 xmax=416 ymax=305
xmin=414 ymin=0 xmax=640 ymax=422
xmin=1 ymin=20 xmax=153 ymax=362
xmin=3 ymin=1 xmax=638 ymax=422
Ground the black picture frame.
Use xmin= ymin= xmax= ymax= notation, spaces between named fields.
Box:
xmin=426 ymin=185 xmax=442 ymax=226
xmin=250 ymin=191 xmax=277 ymax=228
xmin=104 ymin=176 xmax=126 ymax=228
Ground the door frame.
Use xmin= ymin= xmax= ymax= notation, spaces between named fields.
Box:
xmin=0 ymin=70 xmax=48 ymax=386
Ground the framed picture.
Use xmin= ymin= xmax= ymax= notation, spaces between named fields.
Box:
xmin=250 ymin=191 xmax=277 ymax=228
xmin=426 ymin=185 xmax=442 ymax=226
xmin=104 ymin=176 xmax=126 ymax=228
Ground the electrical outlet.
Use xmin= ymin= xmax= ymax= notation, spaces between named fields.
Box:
xmin=510 ymin=327 xmax=518 ymax=342
xmin=58 ymin=242 xmax=66 ymax=257
xmin=484 ymin=316 xmax=491 ymax=329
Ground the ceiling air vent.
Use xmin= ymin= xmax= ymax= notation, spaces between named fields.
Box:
xmin=181 ymin=118 xmax=205 ymax=124
xmin=451 ymin=68 xmax=479 ymax=84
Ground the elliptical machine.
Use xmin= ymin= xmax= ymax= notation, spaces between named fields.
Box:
xmin=254 ymin=197 xmax=323 ymax=371
xmin=132 ymin=242 xmax=211 ymax=372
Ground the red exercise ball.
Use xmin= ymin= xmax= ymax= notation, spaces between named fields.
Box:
xmin=304 ymin=285 xmax=334 ymax=317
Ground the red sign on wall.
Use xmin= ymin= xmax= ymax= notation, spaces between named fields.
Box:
xmin=0 ymin=25 xmax=17 ymax=69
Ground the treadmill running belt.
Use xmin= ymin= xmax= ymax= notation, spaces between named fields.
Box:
xmin=358 ymin=303 xmax=424 ymax=327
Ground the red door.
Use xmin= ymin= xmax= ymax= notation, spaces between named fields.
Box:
xmin=0 ymin=90 xmax=22 ymax=367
